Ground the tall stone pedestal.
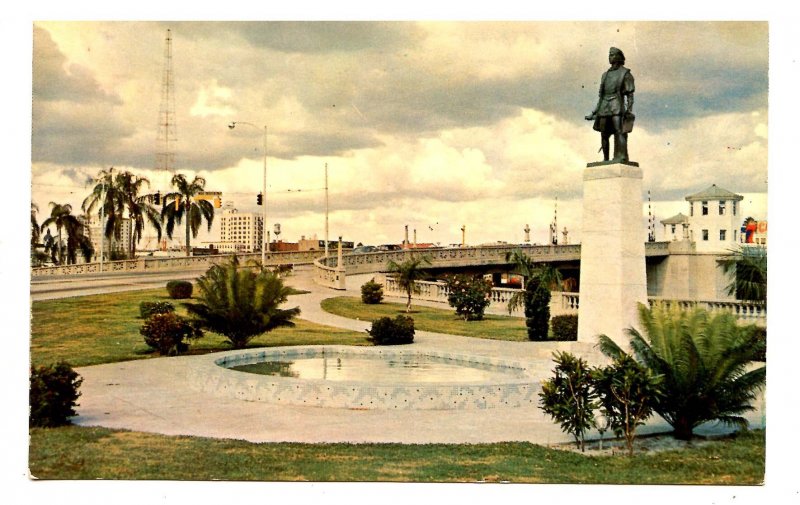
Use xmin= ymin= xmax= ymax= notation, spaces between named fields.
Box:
xmin=577 ymin=162 xmax=648 ymax=348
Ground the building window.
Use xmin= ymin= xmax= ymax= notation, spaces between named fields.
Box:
xmin=702 ymin=229 xmax=709 ymax=241
xmin=719 ymin=229 xmax=727 ymax=241
xmin=734 ymin=230 xmax=737 ymax=242
xmin=733 ymin=201 xmax=738 ymax=216
xmin=702 ymin=201 xmax=708 ymax=215
xmin=719 ymin=201 xmax=725 ymax=215
xmin=690 ymin=202 xmax=694 ymax=216
xmin=671 ymin=224 xmax=676 ymax=234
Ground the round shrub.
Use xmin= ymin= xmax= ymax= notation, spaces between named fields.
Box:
xmin=140 ymin=312 xmax=203 ymax=355
xmin=361 ymin=279 xmax=384 ymax=304
xmin=139 ymin=300 xmax=176 ymax=319
xmin=367 ymin=315 xmax=415 ymax=345
xmin=445 ymin=274 xmax=493 ymax=321
xmin=550 ymin=314 xmax=578 ymax=341
xmin=30 ymin=362 xmax=83 ymax=427
xmin=166 ymin=280 xmax=193 ymax=299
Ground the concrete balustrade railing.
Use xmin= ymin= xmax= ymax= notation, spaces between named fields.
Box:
xmin=31 ymin=250 xmax=323 ymax=277
xmin=378 ymin=277 xmax=765 ymax=325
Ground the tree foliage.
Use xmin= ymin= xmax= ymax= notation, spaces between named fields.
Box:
xmin=505 ymin=249 xmax=562 ymax=339
xmin=160 ymin=173 xmax=215 ymax=256
xmin=591 ymin=355 xmax=662 ymax=456
xmin=40 ymin=202 xmax=94 ymax=265
xmin=184 ymin=256 xmax=300 ymax=349
xmin=539 ymin=352 xmax=596 ymax=452
xmin=718 ymin=245 xmax=767 ymax=304
xmin=445 ymin=274 xmax=493 ymax=321
xmin=598 ymin=303 xmax=766 ymax=440
xmin=386 ymin=254 xmax=432 ymax=312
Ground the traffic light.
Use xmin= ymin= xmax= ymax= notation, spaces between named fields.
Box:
xmin=153 ymin=191 xmax=161 ymax=206
xmin=256 ymin=192 xmax=263 ymax=206
xmin=214 ymin=196 xmax=222 ymax=208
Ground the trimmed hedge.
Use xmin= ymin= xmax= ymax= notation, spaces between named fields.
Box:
xmin=166 ymin=280 xmax=193 ymax=299
xmin=30 ymin=362 xmax=83 ymax=427
xmin=550 ymin=314 xmax=578 ymax=341
xmin=367 ymin=315 xmax=415 ymax=345
xmin=139 ymin=300 xmax=176 ymax=319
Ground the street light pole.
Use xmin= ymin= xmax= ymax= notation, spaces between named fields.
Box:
xmin=229 ymin=121 xmax=268 ymax=267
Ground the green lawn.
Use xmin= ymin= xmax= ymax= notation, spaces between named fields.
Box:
xmin=29 ymin=425 xmax=765 ymax=484
xmin=321 ymin=296 xmax=530 ymax=341
xmin=31 ymin=288 xmax=369 ymax=367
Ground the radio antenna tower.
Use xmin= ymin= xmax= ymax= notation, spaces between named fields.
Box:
xmin=156 ymin=28 xmax=177 ymax=172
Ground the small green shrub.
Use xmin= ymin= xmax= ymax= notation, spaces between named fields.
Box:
xmin=367 ymin=315 xmax=415 ymax=345
xmin=140 ymin=312 xmax=203 ymax=355
xmin=30 ymin=362 xmax=83 ymax=427
xmin=550 ymin=314 xmax=578 ymax=341
xmin=361 ymin=279 xmax=384 ymax=304
xmin=591 ymin=355 xmax=663 ymax=456
xmin=445 ymin=274 xmax=493 ymax=321
xmin=139 ymin=300 xmax=176 ymax=319
xmin=166 ymin=280 xmax=193 ymax=299
xmin=539 ymin=351 xmax=596 ymax=452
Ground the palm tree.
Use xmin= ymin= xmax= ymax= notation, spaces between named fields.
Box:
xmin=719 ymin=245 xmax=767 ymax=304
xmin=184 ymin=256 xmax=301 ymax=349
xmin=31 ymin=203 xmax=41 ymax=247
xmin=115 ymin=171 xmax=162 ymax=258
xmin=83 ymin=167 xmax=126 ymax=258
xmin=598 ymin=302 xmax=766 ymax=440
xmin=40 ymin=203 xmax=93 ymax=265
xmin=161 ymin=174 xmax=215 ymax=256
xmin=386 ymin=254 xmax=432 ymax=312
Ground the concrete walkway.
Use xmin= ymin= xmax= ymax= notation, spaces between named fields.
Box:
xmin=72 ymin=266 xmax=765 ymax=444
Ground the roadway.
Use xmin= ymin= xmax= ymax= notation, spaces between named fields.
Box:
xmin=30 ymin=269 xmax=205 ymax=301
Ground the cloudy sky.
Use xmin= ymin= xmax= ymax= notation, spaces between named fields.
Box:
xmin=30 ymin=20 xmax=770 ymax=248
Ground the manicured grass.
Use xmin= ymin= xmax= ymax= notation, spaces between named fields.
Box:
xmin=321 ymin=296 xmax=529 ymax=341
xmin=29 ymin=425 xmax=765 ymax=484
xmin=31 ymin=288 xmax=368 ymax=368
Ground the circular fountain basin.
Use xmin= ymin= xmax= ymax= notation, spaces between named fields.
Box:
xmin=188 ymin=346 xmax=546 ymax=410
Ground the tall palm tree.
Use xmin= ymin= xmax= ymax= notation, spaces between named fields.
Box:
xmin=161 ymin=174 xmax=215 ymax=256
xmin=115 ymin=171 xmax=162 ymax=258
xmin=386 ymin=254 xmax=432 ymax=312
xmin=83 ymin=167 xmax=125 ymax=259
xmin=719 ymin=245 xmax=767 ymax=304
xmin=598 ymin=303 xmax=766 ymax=440
xmin=40 ymin=203 xmax=93 ymax=265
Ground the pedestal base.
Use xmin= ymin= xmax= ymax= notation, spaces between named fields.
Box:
xmin=577 ymin=163 xmax=648 ymax=349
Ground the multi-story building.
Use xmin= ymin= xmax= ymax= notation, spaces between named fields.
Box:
xmin=217 ymin=203 xmax=264 ymax=253
xmin=684 ymin=184 xmax=744 ymax=253
xmin=88 ymin=216 xmax=132 ymax=260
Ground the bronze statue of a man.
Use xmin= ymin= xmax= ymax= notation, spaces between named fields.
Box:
xmin=585 ymin=47 xmax=635 ymax=163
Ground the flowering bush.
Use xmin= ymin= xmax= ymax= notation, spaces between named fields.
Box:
xmin=445 ymin=274 xmax=493 ymax=321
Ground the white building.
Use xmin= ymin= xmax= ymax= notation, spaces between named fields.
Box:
xmin=88 ymin=216 xmax=132 ymax=260
xmin=684 ymin=184 xmax=744 ymax=253
xmin=217 ymin=203 xmax=264 ymax=253
xmin=660 ymin=212 xmax=689 ymax=242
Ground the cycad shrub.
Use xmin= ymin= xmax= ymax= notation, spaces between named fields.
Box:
xmin=367 ymin=315 xmax=415 ymax=345
xmin=30 ymin=362 xmax=83 ymax=427
xmin=361 ymin=279 xmax=384 ymax=304
xmin=598 ymin=303 xmax=766 ymax=440
xmin=184 ymin=256 xmax=301 ymax=349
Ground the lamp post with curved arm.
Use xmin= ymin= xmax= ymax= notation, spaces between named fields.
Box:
xmin=228 ymin=121 xmax=268 ymax=266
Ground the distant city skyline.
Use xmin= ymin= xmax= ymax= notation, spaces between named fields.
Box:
xmin=31 ymin=21 xmax=769 ymax=248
